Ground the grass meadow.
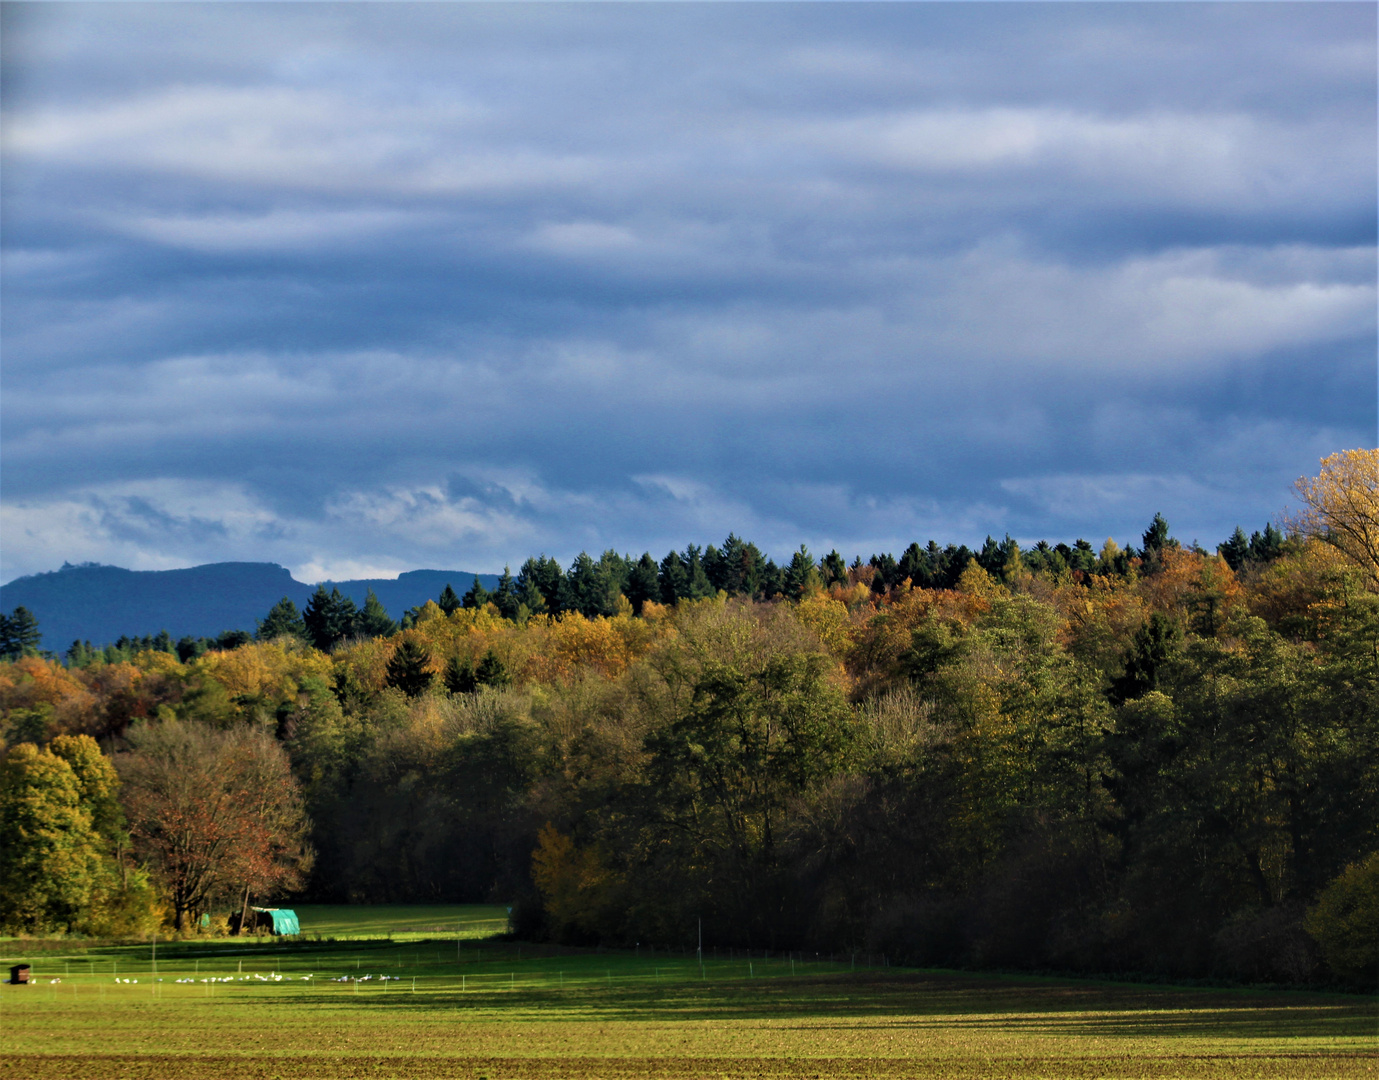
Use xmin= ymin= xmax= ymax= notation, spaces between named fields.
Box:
xmin=1 ymin=905 xmax=1375 ymax=1079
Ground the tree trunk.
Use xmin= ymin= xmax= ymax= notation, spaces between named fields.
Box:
xmin=237 ymin=883 xmax=252 ymax=937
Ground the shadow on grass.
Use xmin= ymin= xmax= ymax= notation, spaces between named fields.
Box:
xmin=255 ymin=971 xmax=1378 ymax=1039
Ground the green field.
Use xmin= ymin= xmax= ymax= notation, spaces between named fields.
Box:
xmin=289 ymin=903 xmax=511 ymax=940
xmin=1 ymin=906 xmax=1374 ymax=1079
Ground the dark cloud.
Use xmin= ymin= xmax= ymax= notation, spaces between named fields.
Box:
xmin=2 ymin=2 xmax=1374 ymax=581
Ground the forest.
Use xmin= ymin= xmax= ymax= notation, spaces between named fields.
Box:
xmin=0 ymin=450 xmax=1375 ymax=986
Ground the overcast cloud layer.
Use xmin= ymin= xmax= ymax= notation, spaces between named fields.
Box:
xmin=2 ymin=2 xmax=1375 ymax=583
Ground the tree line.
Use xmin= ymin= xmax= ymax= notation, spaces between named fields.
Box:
xmin=0 ymin=450 xmax=1375 ymax=986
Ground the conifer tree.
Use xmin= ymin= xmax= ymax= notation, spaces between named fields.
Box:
xmin=783 ymin=545 xmax=821 ymax=600
xmin=462 ymin=574 xmax=492 ymax=610
xmin=1249 ymin=522 xmax=1285 ymax=563
xmin=303 ymin=587 xmax=356 ymax=652
xmin=627 ymin=553 xmax=660 ymax=613
xmin=437 ymin=584 xmax=462 ymax=616
xmin=684 ymin=544 xmax=714 ymax=599
xmin=257 ymin=597 xmax=307 ymax=642
xmin=476 ymin=648 xmax=511 ymax=688
xmin=659 ymin=550 xmax=689 ymax=604
xmin=444 ymin=654 xmax=478 ymax=694
xmin=355 ymin=590 xmax=398 ymax=638
xmin=514 ymin=559 xmax=550 ymax=617
xmin=0 ymin=607 xmax=41 ymax=660
xmin=1219 ymin=527 xmax=1251 ymax=571
xmin=386 ymin=640 xmax=434 ymax=697
xmin=1140 ymin=513 xmax=1176 ymax=573
xmin=493 ymin=566 xmax=521 ymax=620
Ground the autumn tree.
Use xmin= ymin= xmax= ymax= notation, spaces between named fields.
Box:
xmin=1292 ymin=449 xmax=1379 ymax=585
xmin=119 ymin=722 xmax=311 ymax=930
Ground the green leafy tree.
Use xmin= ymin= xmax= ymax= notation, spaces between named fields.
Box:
xmin=177 ymin=636 xmax=209 ymax=662
xmin=65 ymin=640 xmax=101 ymax=668
xmin=45 ymin=734 xmax=157 ymax=936
xmin=895 ymin=544 xmax=930 ymax=587
xmin=0 ymin=743 xmax=104 ymax=932
xmin=820 ymin=548 xmax=848 ymax=587
xmin=1109 ymin=613 xmax=1182 ymax=703
xmin=1139 ymin=513 xmax=1177 ymax=573
xmin=214 ymin=629 xmax=252 ymax=651
xmin=759 ymin=558 xmax=785 ymax=599
xmin=1306 ymin=853 xmax=1379 ymax=981
xmin=1248 ymin=523 xmax=1285 ymax=563
xmin=708 ymin=534 xmax=767 ymax=596
xmin=643 ymin=651 xmax=855 ymax=931
xmin=1068 ymin=538 xmax=1098 ymax=573
xmin=564 ymin=552 xmax=624 ymax=617
xmin=870 ymin=551 xmax=900 ymax=591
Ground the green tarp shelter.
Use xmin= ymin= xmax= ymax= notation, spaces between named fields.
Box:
xmin=252 ymin=907 xmax=300 ymax=935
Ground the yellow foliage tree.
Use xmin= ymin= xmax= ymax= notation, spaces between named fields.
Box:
xmin=794 ymin=592 xmax=855 ymax=660
xmin=1292 ymin=449 xmax=1379 ymax=586
xmin=195 ymin=641 xmax=333 ymax=705
xmin=530 ymin=822 xmax=616 ymax=939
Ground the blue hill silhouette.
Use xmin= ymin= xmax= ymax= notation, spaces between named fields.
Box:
xmin=0 ymin=562 xmax=499 ymax=651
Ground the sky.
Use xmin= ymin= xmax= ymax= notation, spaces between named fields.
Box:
xmin=2 ymin=2 xmax=1375 ymax=584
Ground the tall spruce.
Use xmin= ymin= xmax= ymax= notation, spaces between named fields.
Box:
xmin=356 ymin=590 xmax=398 ymax=638
xmin=437 ymin=584 xmax=462 ymax=615
xmin=303 ymin=586 xmax=356 ymax=652
xmin=257 ymin=597 xmax=306 ymax=642
xmin=462 ymin=575 xmax=492 ymax=610
xmin=492 ymin=566 xmax=520 ymax=620
xmin=386 ymin=640 xmax=434 ymax=697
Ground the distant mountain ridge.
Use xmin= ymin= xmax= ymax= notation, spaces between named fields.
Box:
xmin=0 ymin=562 xmax=499 ymax=651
